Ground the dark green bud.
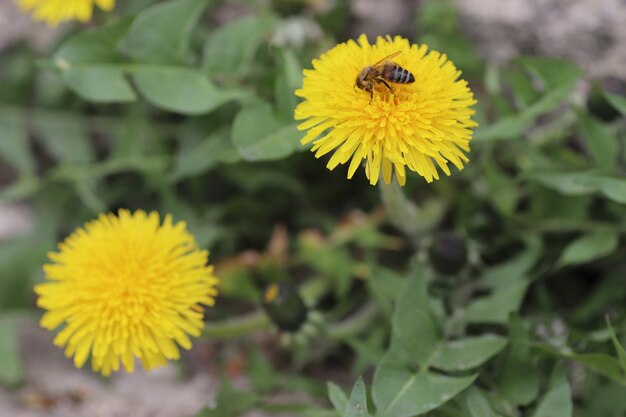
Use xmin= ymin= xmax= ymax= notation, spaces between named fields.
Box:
xmin=262 ymin=282 xmax=309 ymax=332
xmin=428 ymin=232 xmax=468 ymax=275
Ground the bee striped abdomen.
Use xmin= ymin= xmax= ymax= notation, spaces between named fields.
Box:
xmin=387 ymin=65 xmax=415 ymax=84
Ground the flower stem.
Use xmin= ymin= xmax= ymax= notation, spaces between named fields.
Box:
xmin=201 ymin=311 xmax=270 ymax=339
xmin=378 ymin=181 xmax=445 ymax=241
xmin=327 ymin=303 xmax=380 ymax=340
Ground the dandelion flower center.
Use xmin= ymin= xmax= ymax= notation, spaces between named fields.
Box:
xmin=35 ymin=209 xmax=219 ymax=376
xmin=18 ymin=0 xmax=115 ymax=26
xmin=295 ymin=34 xmax=477 ymax=186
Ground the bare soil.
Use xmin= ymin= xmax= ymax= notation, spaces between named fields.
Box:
xmin=0 ymin=319 xmax=219 ymax=417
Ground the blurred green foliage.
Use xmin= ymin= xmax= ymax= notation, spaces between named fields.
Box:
xmin=1 ymin=0 xmax=626 ymax=416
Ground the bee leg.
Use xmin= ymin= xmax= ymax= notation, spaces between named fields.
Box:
xmin=378 ymin=79 xmax=394 ymax=92
xmin=368 ymin=81 xmax=374 ymax=104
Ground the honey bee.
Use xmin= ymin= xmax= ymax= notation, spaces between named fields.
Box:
xmin=355 ymin=51 xmax=415 ymax=102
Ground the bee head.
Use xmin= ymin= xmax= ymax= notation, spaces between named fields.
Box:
xmin=355 ymin=67 xmax=372 ymax=91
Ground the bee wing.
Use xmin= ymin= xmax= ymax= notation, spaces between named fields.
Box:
xmin=371 ymin=51 xmax=402 ymax=69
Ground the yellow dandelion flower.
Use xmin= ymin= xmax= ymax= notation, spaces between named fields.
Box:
xmin=17 ymin=0 xmax=115 ymax=26
xmin=295 ymin=34 xmax=477 ymax=186
xmin=35 ymin=209 xmax=219 ymax=376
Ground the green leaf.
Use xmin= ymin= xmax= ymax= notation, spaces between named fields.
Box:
xmin=170 ymin=126 xmax=238 ymax=182
xmin=526 ymin=171 xmax=626 ymax=205
xmin=432 ymin=335 xmax=507 ymax=371
xmin=0 ymin=177 xmax=40 ymax=202
xmin=53 ymin=19 xmax=136 ymax=102
xmin=119 ymin=0 xmax=208 ymax=64
xmin=594 ymin=176 xmax=626 ymax=204
xmin=587 ymin=382 xmax=626 ymax=417
xmin=0 ymin=193 xmax=64 ymax=308
xmin=232 ymin=101 xmax=301 ymax=161
xmin=62 ymin=67 xmax=137 ymax=102
xmin=366 ymin=267 xmax=404 ymax=319
xmin=484 ymin=163 xmax=518 ymax=215
xmin=327 ymin=382 xmax=349 ymax=415
xmin=465 ymin=387 xmax=499 ymax=417
xmin=31 ymin=114 xmax=93 ymax=163
xmin=131 ymin=67 xmax=247 ymax=115
xmin=573 ymin=353 xmax=624 ymax=383
xmin=418 ymin=0 xmax=457 ymax=34
xmin=347 ymin=329 xmax=388 ymax=374
xmin=388 ymin=268 xmax=439 ymax=363
xmin=302 ymin=245 xmax=352 ymax=297
xmin=578 ymin=111 xmax=618 ymax=172
xmin=606 ymin=318 xmax=626 ymax=375
xmin=55 ymin=18 xmax=132 ymax=63
xmin=372 ymin=269 xmax=477 ymax=417
xmin=464 ymin=240 xmax=540 ymax=325
xmin=604 ymin=92 xmax=626 ymax=116
xmin=344 ymin=376 xmax=370 ymax=417
xmin=50 ymin=157 xmax=168 ymax=182
xmin=505 ymin=67 xmax=540 ymax=109
xmin=573 ymin=273 xmax=625 ymax=322
xmin=536 ymin=344 xmax=625 ymax=384
xmin=474 ymin=114 xmax=531 ymax=142
xmin=519 ymin=57 xmax=582 ymax=91
xmin=247 ymin=349 xmax=277 ymax=393
xmin=558 ymin=230 xmax=619 ymax=267
xmin=275 ymin=48 xmax=303 ymax=123
xmin=475 ymin=58 xmax=582 ymax=142
xmin=526 ymin=171 xmax=597 ymax=195
xmin=475 ymin=91 xmax=570 ymax=140
xmin=0 ymin=318 xmax=22 ymax=386
xmin=531 ymin=368 xmax=572 ymax=417
xmin=0 ymin=108 xmax=34 ymax=175
xmin=374 ymin=355 xmax=476 ymax=417
xmin=203 ymin=15 xmax=278 ymax=76
xmin=593 ymin=176 xmax=626 ymax=204
xmin=464 ymin=280 xmax=529 ymax=324
xmin=497 ymin=314 xmax=540 ymax=406
xmin=51 ymin=8 xmax=249 ymax=113
xmin=481 ymin=238 xmax=541 ymax=289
